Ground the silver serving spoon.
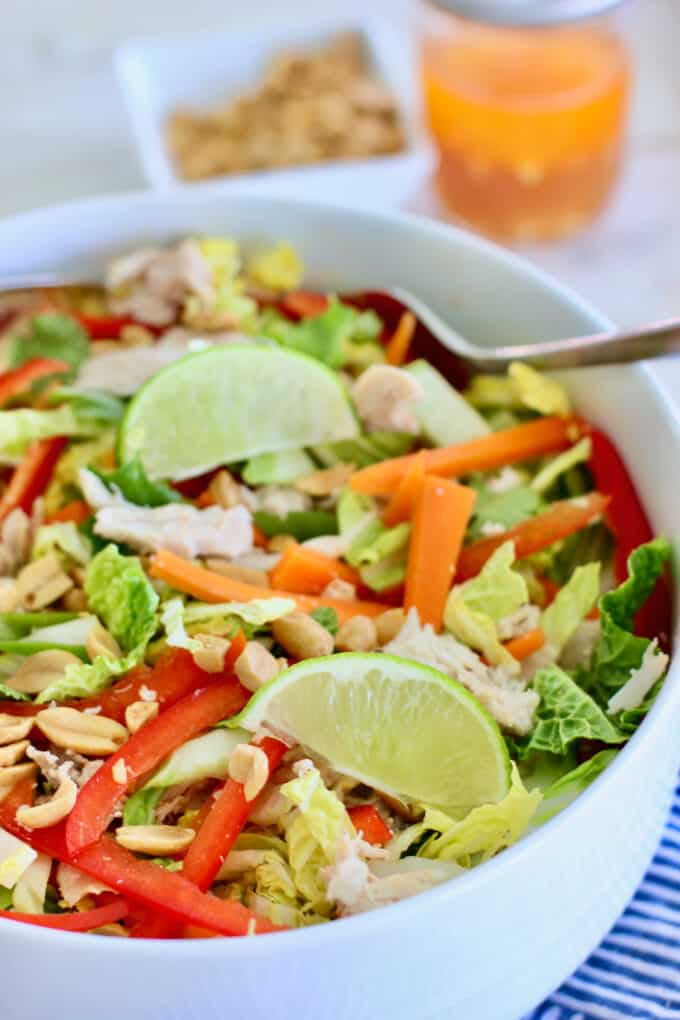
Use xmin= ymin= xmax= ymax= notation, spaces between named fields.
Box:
xmin=1 ymin=273 xmax=678 ymax=373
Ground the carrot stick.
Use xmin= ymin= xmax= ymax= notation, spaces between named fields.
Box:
xmin=150 ymin=549 xmax=385 ymax=622
xmin=504 ymin=628 xmax=545 ymax=662
xmin=385 ymin=311 xmax=416 ymax=367
xmin=351 ymin=416 xmax=583 ymax=495
xmin=457 ymin=492 xmax=610 ymax=581
xmin=46 ymin=500 xmax=91 ymax=525
xmin=404 ymin=477 xmax=477 ymax=630
xmin=382 ymin=451 xmax=427 ymax=526
xmin=269 ymin=542 xmax=360 ymax=595
xmin=252 ymin=524 xmax=268 ymax=548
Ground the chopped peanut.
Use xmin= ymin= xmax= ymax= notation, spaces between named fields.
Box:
xmin=321 ymin=578 xmax=357 ymax=602
xmin=295 ymin=463 xmax=356 ymax=497
xmin=125 ymin=700 xmax=159 ymax=734
xmin=267 ymin=533 xmax=297 ymax=554
xmin=9 ymin=649 xmax=83 ymax=695
xmin=228 ymin=744 xmax=270 ymax=802
xmin=35 ymin=707 xmax=128 ymax=757
xmin=271 ymin=612 xmax=334 ymax=660
xmin=375 ymin=608 xmax=407 ymax=646
xmin=335 ymin=615 xmax=378 ymax=652
xmin=0 ymin=762 xmax=37 ymax=789
xmin=0 ymin=714 xmax=33 ymax=746
xmin=115 ymin=824 xmax=195 ymax=856
xmin=0 ymin=739 xmax=29 ymax=767
xmin=86 ymin=622 xmax=122 ymax=662
xmin=15 ymin=553 xmax=73 ymax=609
xmin=112 ymin=759 xmax=128 ymax=785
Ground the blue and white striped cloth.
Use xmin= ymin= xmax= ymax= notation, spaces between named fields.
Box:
xmin=527 ymin=776 xmax=680 ymax=1020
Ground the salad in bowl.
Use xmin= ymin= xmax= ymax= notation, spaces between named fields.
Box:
xmin=0 ymin=236 xmax=671 ymax=939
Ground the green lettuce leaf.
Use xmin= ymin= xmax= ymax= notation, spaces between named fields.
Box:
xmin=530 ymin=438 xmax=592 ymax=495
xmin=123 ymin=727 xmax=250 ymax=826
xmin=48 ymin=388 xmax=125 ymax=425
xmin=0 ymin=682 xmax=29 ymax=702
xmin=9 ymin=314 xmax=89 ymax=373
xmin=246 ymin=242 xmax=303 ymax=292
xmin=32 ymin=522 xmax=92 ymax=567
xmin=0 ymin=406 xmax=100 ymax=463
xmin=93 ymin=456 xmax=181 ymax=508
xmin=541 ymin=562 xmax=600 ymax=654
xmin=579 ymin=538 xmax=672 ymax=707
xmin=84 ymin=545 xmax=159 ymax=654
xmin=530 ymin=749 xmax=617 ymax=827
xmin=280 ymin=766 xmax=354 ymax=911
xmin=347 ymin=521 xmax=410 ymax=569
xmin=465 ymin=363 xmax=571 ymax=417
xmin=34 ymin=652 xmax=137 ymax=704
xmin=160 ymin=597 xmax=200 ymax=653
xmin=311 ymin=432 xmax=414 ymax=469
xmin=182 ymin=597 xmax=296 ymax=628
xmin=260 ymin=298 xmax=377 ymax=369
xmin=253 ymin=510 xmax=337 ymax=542
xmin=309 ymin=607 xmax=339 ymax=637
xmin=43 ymin=431 xmax=115 ymax=515
xmin=526 ymin=666 xmax=625 ymax=756
xmin=444 ymin=541 xmax=527 ymax=669
xmin=418 ymin=765 xmax=541 ymax=865
xmin=469 ymin=485 xmax=542 ymax=540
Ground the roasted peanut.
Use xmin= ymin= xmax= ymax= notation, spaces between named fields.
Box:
xmin=228 ymin=744 xmax=269 ymax=802
xmin=16 ymin=777 xmax=77 ymax=829
xmin=320 ymin=578 xmax=357 ymax=602
xmin=9 ymin=649 xmax=83 ymax=695
xmin=234 ymin=641 xmax=282 ymax=693
xmin=35 ymin=707 xmax=128 ymax=756
xmin=191 ymin=633 xmax=231 ymax=674
xmin=267 ymin=533 xmax=296 ymax=554
xmin=0 ymin=739 xmax=29 ymax=767
xmin=375 ymin=608 xmax=406 ymax=645
xmin=115 ymin=824 xmax=195 ymax=856
xmin=271 ymin=612 xmax=334 ymax=659
xmin=295 ymin=463 xmax=356 ymax=497
xmin=86 ymin=621 xmax=122 ymax=662
xmin=0 ymin=714 xmax=33 ymax=746
xmin=335 ymin=615 xmax=378 ymax=652
xmin=0 ymin=762 xmax=37 ymax=789
xmin=15 ymin=553 xmax=73 ymax=609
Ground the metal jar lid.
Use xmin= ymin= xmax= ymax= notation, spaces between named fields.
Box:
xmin=426 ymin=0 xmax=629 ymax=27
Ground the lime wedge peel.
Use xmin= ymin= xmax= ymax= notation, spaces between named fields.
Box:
xmin=234 ymin=652 xmax=510 ymax=814
xmin=118 ymin=345 xmax=359 ymax=481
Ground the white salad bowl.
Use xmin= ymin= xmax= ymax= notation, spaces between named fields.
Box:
xmin=0 ymin=191 xmax=677 ymax=1020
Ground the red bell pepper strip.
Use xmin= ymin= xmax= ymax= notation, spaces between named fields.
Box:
xmin=457 ymin=492 xmax=610 ymax=581
xmin=0 ymin=899 xmax=129 ymax=932
xmin=181 ymin=737 xmax=288 ymax=891
xmin=278 ymin=291 xmax=329 ymax=320
xmin=65 ymin=679 xmax=248 ymax=856
xmin=348 ymin=805 xmax=393 ymax=846
xmin=72 ymin=836 xmax=283 ymax=936
xmin=74 ymin=313 xmax=163 ymax=340
xmin=587 ymin=427 xmax=672 ymax=645
xmin=0 ymin=436 xmax=68 ymax=523
xmin=0 ymin=788 xmax=281 ymax=937
xmin=0 ymin=358 xmax=70 ymax=408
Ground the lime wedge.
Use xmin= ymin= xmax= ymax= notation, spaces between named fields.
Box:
xmin=234 ymin=653 xmax=510 ymax=813
xmin=118 ymin=346 xmax=359 ymax=480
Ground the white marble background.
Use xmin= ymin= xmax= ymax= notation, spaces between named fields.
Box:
xmin=1 ymin=0 xmax=679 ymax=329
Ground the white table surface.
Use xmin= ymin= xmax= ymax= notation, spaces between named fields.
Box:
xmin=2 ymin=0 xmax=680 ymax=330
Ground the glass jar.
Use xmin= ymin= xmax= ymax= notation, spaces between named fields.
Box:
xmin=420 ymin=0 xmax=632 ymax=241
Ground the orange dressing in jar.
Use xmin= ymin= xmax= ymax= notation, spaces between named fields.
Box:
xmin=421 ymin=1 xmax=632 ymax=241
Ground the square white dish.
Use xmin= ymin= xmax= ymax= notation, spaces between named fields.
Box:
xmin=114 ymin=15 xmax=434 ymax=208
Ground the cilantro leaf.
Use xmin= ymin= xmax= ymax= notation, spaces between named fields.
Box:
xmin=93 ymin=456 xmax=181 ymax=508
xmin=9 ymin=314 xmax=89 ymax=374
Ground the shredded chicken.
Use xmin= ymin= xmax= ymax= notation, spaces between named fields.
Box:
xmin=106 ymin=240 xmax=214 ymax=326
xmin=607 ymin=639 xmax=669 ymax=714
xmin=352 ymin=365 xmax=423 ymax=434
xmin=559 ymin=618 xmax=602 ymax=670
xmin=57 ymin=863 xmax=112 ymax=908
xmin=0 ymin=508 xmax=33 ymax=577
xmin=323 ymin=833 xmax=455 ymax=916
xmin=26 ymin=746 xmax=103 ymax=789
xmin=383 ymin=608 xmax=539 ymax=735
xmin=79 ymin=468 xmax=253 ymax=559
xmin=497 ymin=604 xmax=541 ymax=642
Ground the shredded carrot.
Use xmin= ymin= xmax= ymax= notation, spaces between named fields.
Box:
xmin=195 ymin=490 xmax=215 ymax=508
xmin=150 ymin=549 xmax=385 ymax=622
xmin=46 ymin=500 xmax=92 ymax=525
xmin=404 ymin=477 xmax=477 ymax=631
xmin=385 ymin=311 xmax=416 ymax=367
xmin=457 ymin=492 xmax=610 ymax=581
xmin=252 ymin=524 xmax=268 ymax=548
xmin=269 ymin=542 xmax=360 ymax=595
xmin=504 ymin=628 xmax=546 ymax=661
xmin=382 ymin=451 xmax=427 ymax=526
xmin=538 ymin=575 xmax=561 ymax=607
xmin=351 ymin=416 xmax=583 ymax=495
